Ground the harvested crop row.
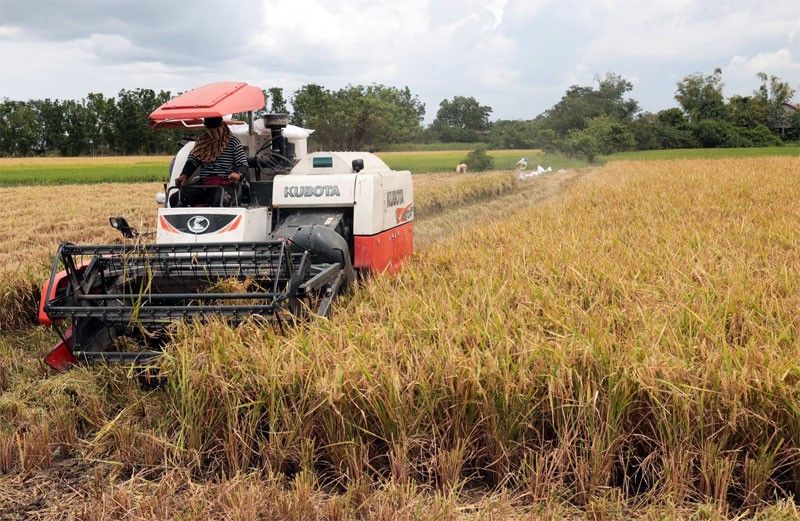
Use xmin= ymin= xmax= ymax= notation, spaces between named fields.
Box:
xmin=0 ymin=171 xmax=518 ymax=330
xmin=412 ymin=170 xmax=518 ymax=215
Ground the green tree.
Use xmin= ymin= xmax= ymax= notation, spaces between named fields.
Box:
xmin=692 ymin=119 xmax=744 ymax=148
xmin=268 ymin=87 xmax=288 ymax=114
xmin=556 ymin=115 xmax=635 ymax=161
xmin=112 ymin=88 xmax=173 ymax=154
xmin=0 ymin=100 xmax=39 ymax=156
xmin=657 ymin=108 xmax=688 ymax=128
xmin=726 ymin=95 xmax=768 ymax=128
xmin=462 ymin=146 xmax=494 ymax=171
xmin=540 ymin=73 xmax=639 ymax=136
xmin=487 ymin=120 xmax=539 ymax=149
xmin=30 ymin=99 xmax=66 ymax=154
xmin=292 ymin=84 xmax=424 ymax=149
xmin=431 ymin=96 xmax=492 ymax=142
xmin=85 ymin=92 xmax=117 ymax=154
xmin=787 ymin=109 xmax=800 ymax=141
xmin=675 ymin=68 xmax=726 ymax=123
xmin=61 ymin=99 xmax=94 ymax=156
xmin=754 ymin=72 xmax=796 ymax=136
xmin=561 ymin=129 xmax=600 ymax=162
xmin=290 ymin=84 xmax=331 ymax=129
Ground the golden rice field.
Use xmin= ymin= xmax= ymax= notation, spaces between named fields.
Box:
xmin=3 ymin=156 xmax=800 ymax=519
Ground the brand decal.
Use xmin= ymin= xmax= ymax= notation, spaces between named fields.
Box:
xmin=386 ymin=189 xmax=405 ymax=207
xmin=395 ymin=203 xmax=414 ymax=223
xmin=283 ymin=185 xmax=341 ymax=197
xmin=187 ymin=215 xmax=210 ymax=233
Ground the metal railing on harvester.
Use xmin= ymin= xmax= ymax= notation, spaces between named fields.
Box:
xmin=43 ymin=241 xmax=346 ymax=364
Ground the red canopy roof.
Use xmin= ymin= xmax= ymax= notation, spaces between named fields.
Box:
xmin=149 ymin=82 xmax=265 ymax=127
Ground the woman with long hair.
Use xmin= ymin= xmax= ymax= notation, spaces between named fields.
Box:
xmin=175 ymin=117 xmax=248 ymax=206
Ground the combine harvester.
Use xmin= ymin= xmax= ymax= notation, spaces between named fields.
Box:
xmin=39 ymin=82 xmax=414 ymax=370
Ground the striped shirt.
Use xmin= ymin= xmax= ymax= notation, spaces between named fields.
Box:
xmin=185 ymin=136 xmax=248 ymax=178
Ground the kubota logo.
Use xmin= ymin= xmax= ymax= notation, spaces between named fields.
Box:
xmin=187 ymin=215 xmax=210 ymax=233
xmin=395 ymin=203 xmax=414 ymax=223
xmin=283 ymin=185 xmax=341 ymax=197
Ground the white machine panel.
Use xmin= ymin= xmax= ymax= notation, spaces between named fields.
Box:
xmin=168 ymin=141 xmax=195 ymax=187
xmin=292 ymin=151 xmax=391 ymax=176
xmin=380 ymin=171 xmax=414 ymax=231
xmin=272 ymin=173 xmax=357 ymax=208
xmin=352 ymin=170 xmax=414 ymax=236
xmin=156 ymin=207 xmax=270 ymax=244
xmin=353 ymin=174 xmax=382 ymax=236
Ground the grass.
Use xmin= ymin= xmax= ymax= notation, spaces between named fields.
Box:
xmin=378 ymin=142 xmax=487 ymax=152
xmin=607 ymin=145 xmax=800 ymax=161
xmin=3 ymin=156 xmax=800 ymax=518
xmin=0 ymin=147 xmax=795 ymax=185
xmin=0 ymin=160 xmax=171 ymax=186
xmin=0 ymin=150 xmax=583 ymax=186
xmin=379 ymin=149 xmax=585 ymax=173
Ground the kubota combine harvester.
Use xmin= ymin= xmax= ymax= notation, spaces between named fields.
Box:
xmin=39 ymin=82 xmax=414 ymax=370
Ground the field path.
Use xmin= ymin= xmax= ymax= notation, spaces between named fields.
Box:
xmin=415 ymin=168 xmax=592 ymax=248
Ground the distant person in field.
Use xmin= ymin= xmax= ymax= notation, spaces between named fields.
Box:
xmin=175 ymin=116 xmax=248 ymax=206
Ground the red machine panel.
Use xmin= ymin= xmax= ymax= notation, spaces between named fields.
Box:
xmin=353 ymin=222 xmax=414 ymax=274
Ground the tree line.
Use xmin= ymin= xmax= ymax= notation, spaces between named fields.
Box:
xmin=0 ymin=69 xmax=797 ymax=158
xmin=526 ymin=70 xmax=800 ymax=161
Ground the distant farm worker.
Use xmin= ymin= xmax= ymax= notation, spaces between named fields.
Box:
xmin=175 ymin=116 xmax=248 ymax=206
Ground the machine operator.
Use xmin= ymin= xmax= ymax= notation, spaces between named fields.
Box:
xmin=175 ymin=116 xmax=248 ymax=206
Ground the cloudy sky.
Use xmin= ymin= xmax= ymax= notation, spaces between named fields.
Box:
xmin=0 ymin=0 xmax=798 ymax=121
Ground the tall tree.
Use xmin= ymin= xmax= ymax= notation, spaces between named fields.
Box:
xmin=726 ymin=95 xmax=768 ymax=129
xmin=112 ymin=88 xmax=173 ymax=154
xmin=674 ymin=68 xmax=726 ymax=122
xmin=30 ymin=99 xmax=66 ymax=154
xmin=268 ymin=87 xmax=288 ymax=114
xmin=754 ymin=72 xmax=796 ymax=135
xmin=0 ymin=100 xmax=39 ymax=156
xmin=290 ymin=84 xmax=331 ymax=129
xmin=61 ymin=99 xmax=94 ymax=155
xmin=539 ymin=73 xmax=639 ymax=136
xmin=292 ymin=84 xmax=424 ymax=149
xmin=431 ymin=96 xmax=492 ymax=141
xmin=85 ymin=92 xmax=117 ymax=153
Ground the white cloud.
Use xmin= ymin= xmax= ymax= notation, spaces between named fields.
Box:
xmin=728 ymin=49 xmax=800 ymax=74
xmin=253 ymin=0 xmax=432 ymax=64
xmin=0 ymin=25 xmax=22 ymax=38
xmin=580 ymin=2 xmax=797 ymax=62
xmin=0 ymin=0 xmax=798 ymax=118
xmin=475 ymin=0 xmax=508 ymax=29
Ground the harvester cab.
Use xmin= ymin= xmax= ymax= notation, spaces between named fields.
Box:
xmin=39 ymin=82 xmax=414 ymax=371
